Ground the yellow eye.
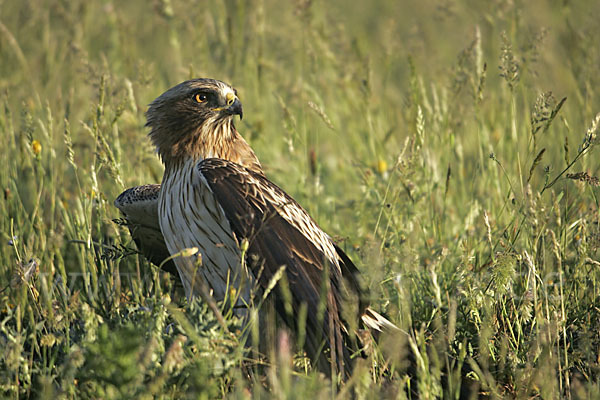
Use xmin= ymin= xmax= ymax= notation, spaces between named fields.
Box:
xmin=195 ymin=94 xmax=207 ymax=103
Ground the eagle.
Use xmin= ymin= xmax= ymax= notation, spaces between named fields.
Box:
xmin=114 ymin=78 xmax=396 ymax=378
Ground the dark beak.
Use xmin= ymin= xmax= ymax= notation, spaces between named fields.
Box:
xmin=227 ymin=98 xmax=243 ymax=120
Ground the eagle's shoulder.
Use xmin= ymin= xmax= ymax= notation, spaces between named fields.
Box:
xmin=196 ymin=158 xmax=340 ymax=266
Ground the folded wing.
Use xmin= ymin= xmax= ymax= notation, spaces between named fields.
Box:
xmin=198 ymin=158 xmax=363 ymax=376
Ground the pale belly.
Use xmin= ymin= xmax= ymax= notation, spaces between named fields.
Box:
xmin=158 ymin=160 xmax=252 ymax=311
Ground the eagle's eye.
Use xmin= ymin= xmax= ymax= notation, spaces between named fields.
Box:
xmin=195 ymin=93 xmax=208 ymax=103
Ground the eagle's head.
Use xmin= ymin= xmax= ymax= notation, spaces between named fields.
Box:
xmin=146 ymin=78 xmax=243 ymax=163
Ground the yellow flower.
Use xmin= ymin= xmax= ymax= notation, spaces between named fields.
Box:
xmin=376 ymin=159 xmax=388 ymax=174
xmin=32 ymin=140 xmax=42 ymax=156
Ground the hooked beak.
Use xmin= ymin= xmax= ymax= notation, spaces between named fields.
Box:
xmin=216 ymin=92 xmax=243 ymax=119
xmin=227 ymin=97 xmax=243 ymax=120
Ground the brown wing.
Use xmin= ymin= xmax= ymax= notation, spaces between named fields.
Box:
xmin=198 ymin=158 xmax=365 ymax=377
xmin=114 ymin=184 xmax=178 ymax=276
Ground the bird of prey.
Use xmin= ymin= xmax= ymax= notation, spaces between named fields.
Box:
xmin=114 ymin=78 xmax=396 ymax=378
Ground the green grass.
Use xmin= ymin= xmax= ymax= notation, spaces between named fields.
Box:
xmin=1 ymin=0 xmax=599 ymax=398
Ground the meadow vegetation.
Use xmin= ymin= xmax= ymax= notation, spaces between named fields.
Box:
xmin=0 ymin=0 xmax=599 ymax=398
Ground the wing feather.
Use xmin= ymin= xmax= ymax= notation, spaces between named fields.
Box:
xmin=114 ymin=184 xmax=178 ymax=276
xmin=197 ymin=158 xmax=361 ymax=375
